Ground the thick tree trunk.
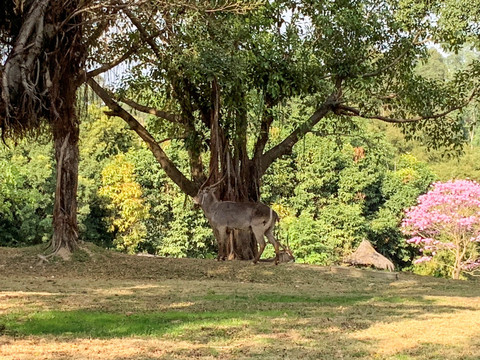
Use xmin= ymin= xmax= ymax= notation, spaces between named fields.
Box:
xmin=50 ymin=125 xmax=79 ymax=257
xmin=46 ymin=0 xmax=85 ymax=256
xmin=0 ymin=0 xmax=86 ymax=257
xmin=204 ymin=79 xmax=262 ymax=260
xmin=210 ymin=157 xmax=262 ymax=261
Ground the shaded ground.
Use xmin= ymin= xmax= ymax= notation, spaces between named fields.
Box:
xmin=1 ymin=243 xmax=479 ymax=359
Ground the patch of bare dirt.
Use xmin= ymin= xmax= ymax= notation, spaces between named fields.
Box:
xmin=0 ymin=243 xmax=404 ymax=284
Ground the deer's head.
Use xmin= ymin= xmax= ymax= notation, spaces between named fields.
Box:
xmin=281 ymin=246 xmax=295 ymax=263
xmin=193 ymin=187 xmax=213 ymax=208
xmin=193 ymin=175 xmax=226 ymax=208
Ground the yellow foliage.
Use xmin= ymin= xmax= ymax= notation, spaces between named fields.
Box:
xmin=99 ymin=154 xmax=149 ymax=253
xmin=269 ymin=126 xmax=281 ymax=140
xmin=271 ymin=203 xmax=294 ymax=219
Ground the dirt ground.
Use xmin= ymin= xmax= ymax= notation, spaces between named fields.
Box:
xmin=1 ymin=243 xmax=479 ymax=360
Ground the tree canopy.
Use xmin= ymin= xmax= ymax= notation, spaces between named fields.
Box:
xmin=85 ymin=0 xmax=480 ymax=259
xmin=89 ymin=0 xmax=479 ymax=191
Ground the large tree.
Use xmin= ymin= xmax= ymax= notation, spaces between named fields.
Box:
xmin=0 ymin=0 xmax=91 ymax=256
xmin=88 ymin=0 xmax=479 ymax=259
xmin=0 ymin=0 xmax=135 ymax=256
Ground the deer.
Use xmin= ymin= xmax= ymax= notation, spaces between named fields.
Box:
xmin=258 ymin=244 xmax=295 ymax=263
xmin=193 ymin=179 xmax=285 ymax=265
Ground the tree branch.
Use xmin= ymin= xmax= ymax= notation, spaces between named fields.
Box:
xmin=87 ymin=77 xmax=198 ymax=196
xmin=117 ymin=95 xmax=184 ymax=124
xmin=253 ymin=96 xmax=275 ymax=165
xmin=336 ymin=88 xmax=478 ymax=124
xmin=121 ymin=4 xmax=163 ymax=59
xmin=86 ymin=44 xmax=139 ymax=79
xmin=260 ymin=96 xmax=337 ymax=175
xmin=87 ymin=83 xmax=184 ymax=124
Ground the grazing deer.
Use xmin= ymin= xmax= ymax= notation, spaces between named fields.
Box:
xmin=193 ymin=182 xmax=283 ymax=264
xmin=259 ymin=245 xmax=295 ymax=263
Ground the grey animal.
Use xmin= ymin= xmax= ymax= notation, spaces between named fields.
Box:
xmin=193 ymin=183 xmax=282 ymax=264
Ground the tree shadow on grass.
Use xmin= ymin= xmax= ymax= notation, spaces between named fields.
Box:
xmin=2 ymin=285 xmax=480 ymax=360
xmin=4 ymin=292 xmax=476 ymax=337
xmin=4 ymin=309 xmax=284 ymax=338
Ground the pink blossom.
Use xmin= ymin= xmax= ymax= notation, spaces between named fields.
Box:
xmin=462 ymin=260 xmax=480 ymax=272
xmin=403 ymin=179 xmax=480 ymax=278
xmin=406 ymin=236 xmax=422 ymax=244
xmin=414 ymin=256 xmax=432 ymax=264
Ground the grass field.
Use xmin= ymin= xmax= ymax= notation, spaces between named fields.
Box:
xmin=1 ymin=243 xmax=480 ymax=359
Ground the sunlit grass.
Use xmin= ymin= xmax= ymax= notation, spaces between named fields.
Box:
xmin=3 ymin=309 xmax=284 ymax=338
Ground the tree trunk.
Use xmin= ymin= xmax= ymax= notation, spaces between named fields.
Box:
xmin=46 ymin=0 xmax=85 ymax=256
xmin=452 ymin=248 xmax=462 ymax=280
xmin=0 ymin=0 xmax=86 ymax=257
xmin=49 ymin=60 xmax=81 ymax=256
xmin=204 ymin=79 xmax=262 ymax=260
xmin=50 ymin=125 xmax=79 ymax=257
xmin=210 ymin=155 xmax=262 ymax=261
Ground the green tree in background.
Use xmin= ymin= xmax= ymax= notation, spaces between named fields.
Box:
xmin=262 ymin=119 xmax=435 ymax=266
xmin=126 ymin=146 xmax=215 ymax=258
xmin=0 ymin=140 xmax=55 ymax=246
xmin=370 ymin=154 xmax=436 ymax=265
xmin=77 ymin=105 xmax=134 ymax=247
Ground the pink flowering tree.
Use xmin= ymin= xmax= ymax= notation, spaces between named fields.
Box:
xmin=402 ymin=179 xmax=480 ymax=279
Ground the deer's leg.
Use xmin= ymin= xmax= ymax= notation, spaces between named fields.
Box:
xmin=217 ymin=226 xmax=228 ymax=261
xmin=212 ymin=228 xmax=222 ymax=261
xmin=266 ymin=229 xmax=280 ymax=265
xmin=227 ymin=229 xmax=235 ymax=260
xmin=252 ymin=228 xmax=266 ymax=264
xmin=213 ymin=231 xmax=221 ymax=261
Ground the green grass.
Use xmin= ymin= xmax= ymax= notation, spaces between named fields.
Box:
xmin=202 ymin=293 xmax=433 ymax=306
xmin=3 ymin=309 xmax=285 ymax=338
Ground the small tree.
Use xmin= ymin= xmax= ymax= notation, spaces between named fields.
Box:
xmin=402 ymin=180 xmax=480 ymax=279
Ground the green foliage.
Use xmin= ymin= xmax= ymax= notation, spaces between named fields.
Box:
xmin=126 ymin=145 xmax=215 ymax=258
xmin=263 ymin=119 xmax=435 ymax=266
xmin=0 ymin=140 xmax=55 ymax=246
xmin=77 ymin=104 xmax=134 ymax=246
xmin=280 ymin=213 xmax=330 ymax=264
xmin=370 ymin=154 xmax=436 ymax=264
xmin=427 ymin=147 xmax=480 ymax=181
xmin=412 ymin=251 xmax=455 ymax=279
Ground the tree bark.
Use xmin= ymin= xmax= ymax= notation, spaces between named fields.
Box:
xmin=50 ymin=125 xmax=79 ymax=257
xmin=204 ymin=80 xmax=261 ymax=260
xmin=260 ymin=99 xmax=336 ymax=175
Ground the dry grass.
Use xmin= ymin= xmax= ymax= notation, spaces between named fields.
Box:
xmin=1 ymin=243 xmax=479 ymax=359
